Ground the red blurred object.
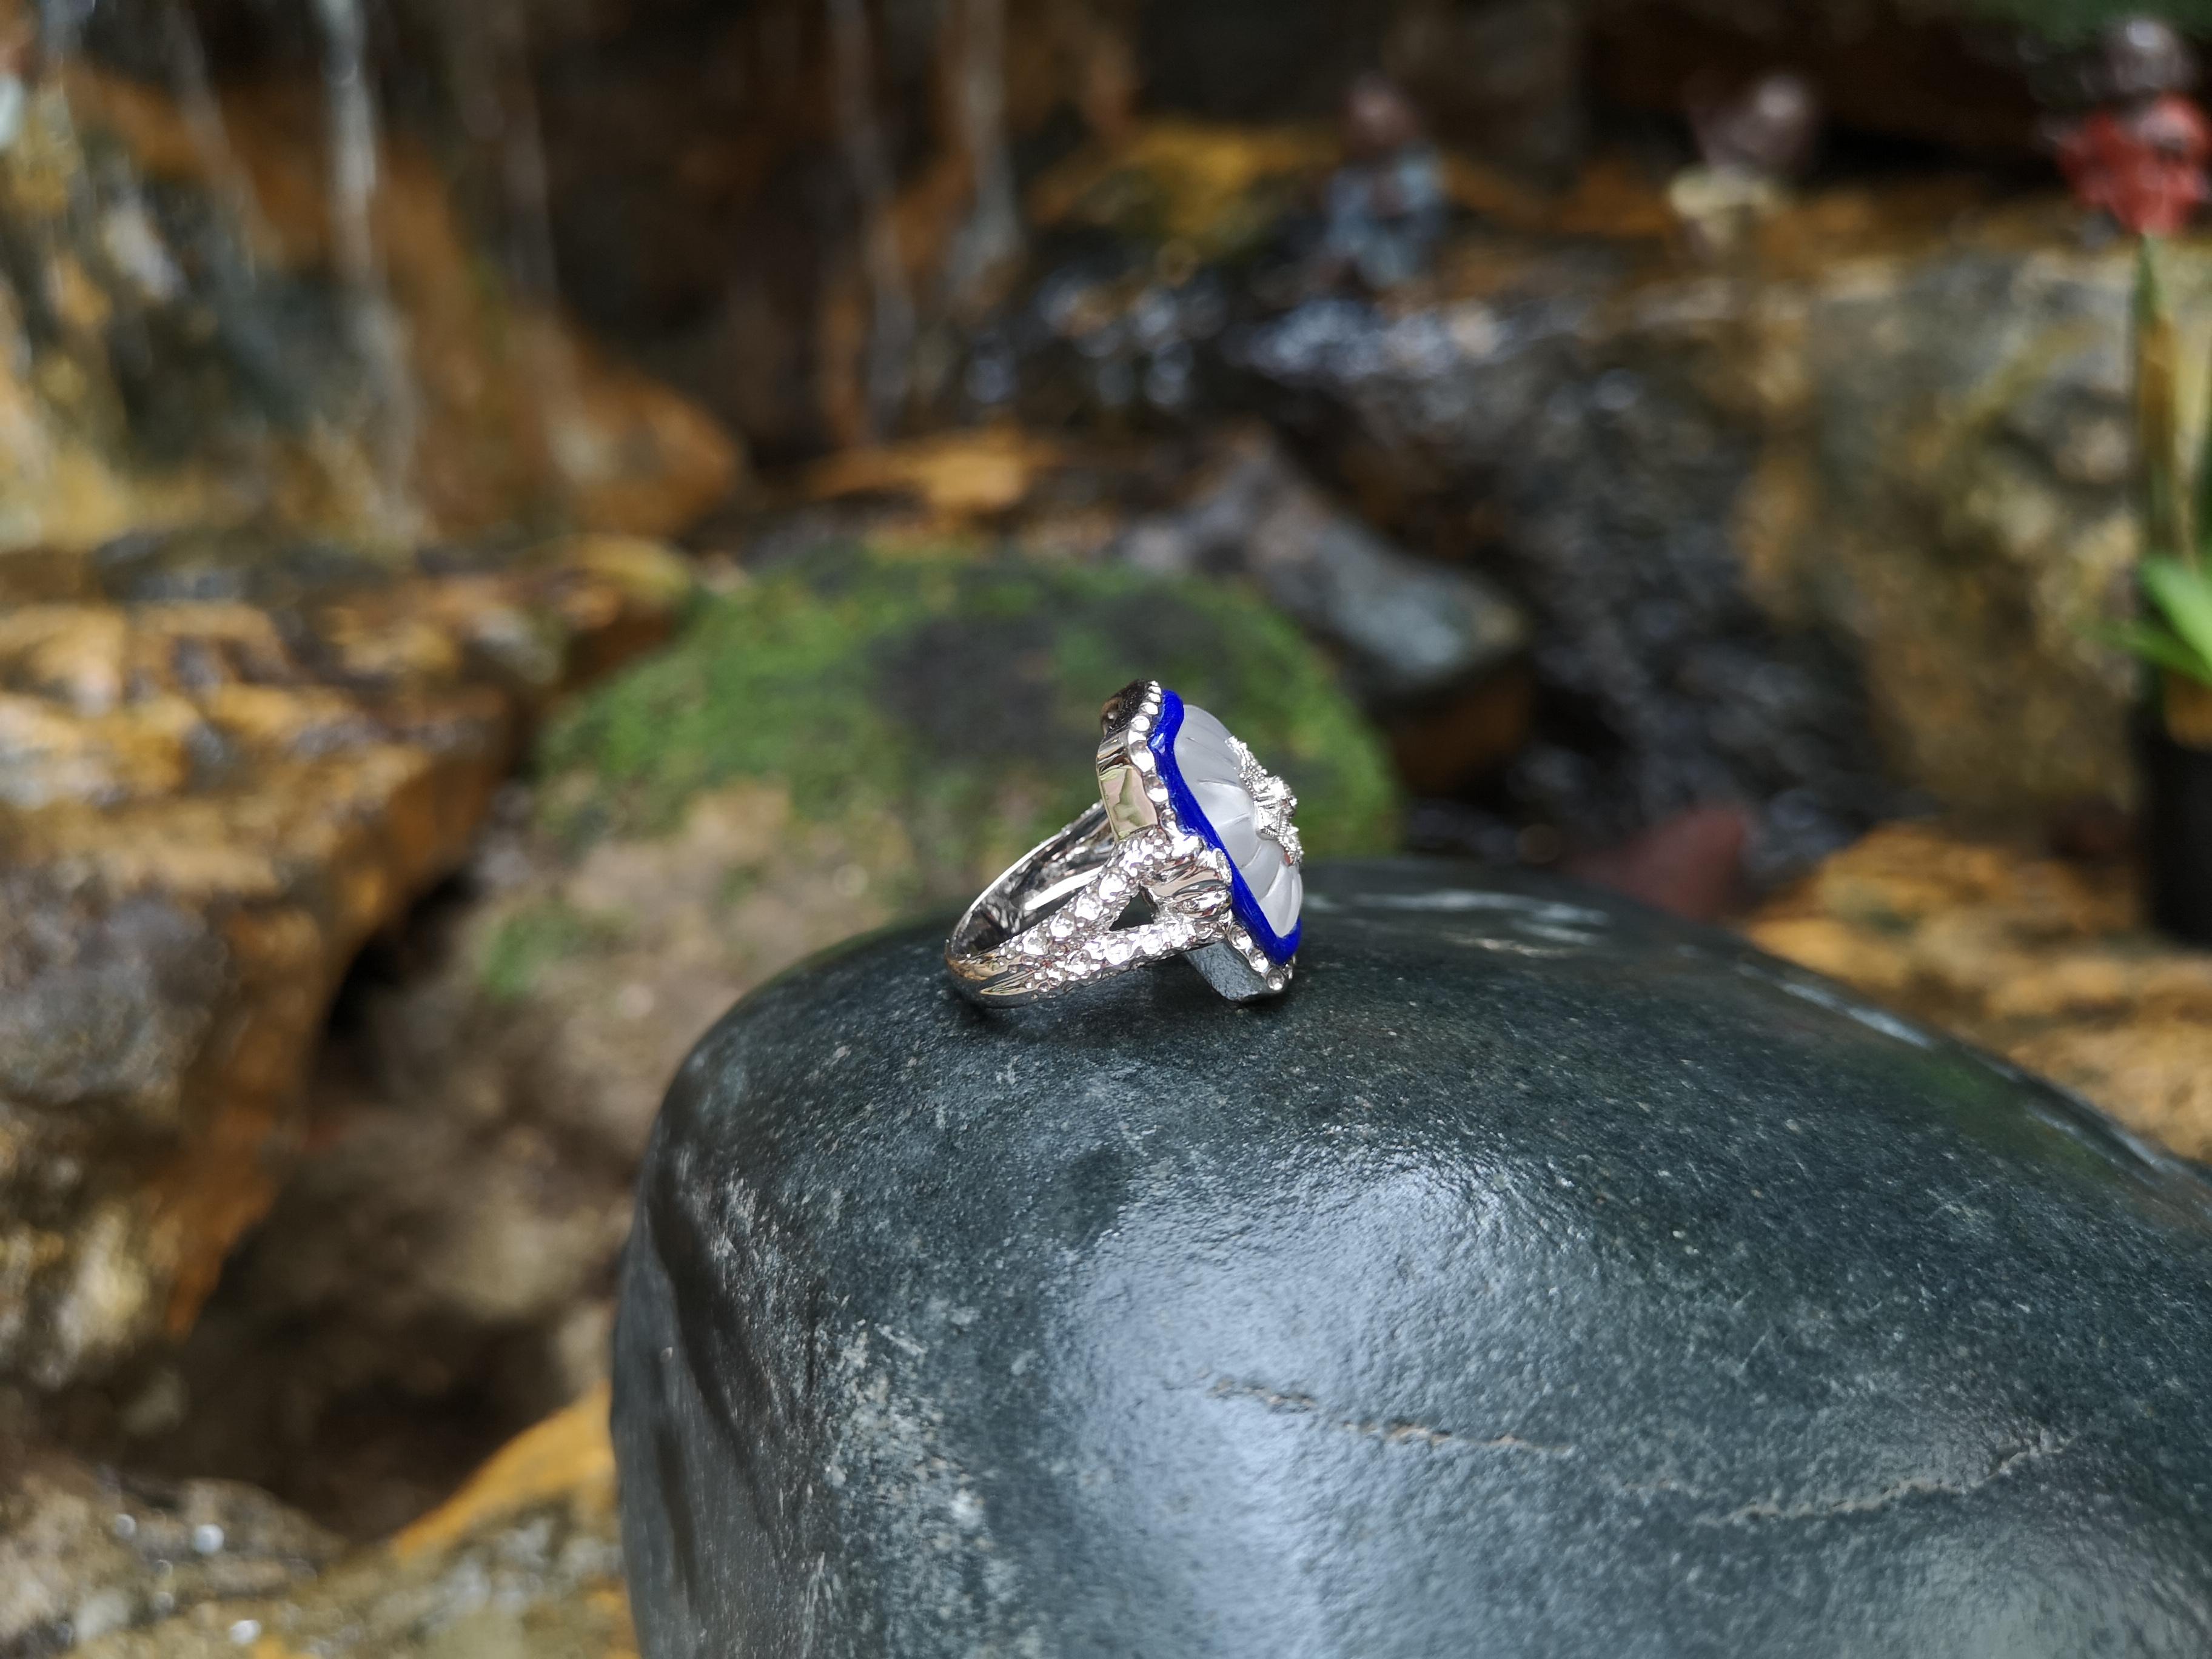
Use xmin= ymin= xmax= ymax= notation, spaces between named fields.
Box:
xmin=1563 ymin=805 xmax=1751 ymax=923
xmin=2046 ymin=796 xmax=2136 ymax=865
xmin=2056 ymin=93 xmax=2212 ymax=236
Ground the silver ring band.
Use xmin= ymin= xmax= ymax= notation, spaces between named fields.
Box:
xmin=944 ymin=680 xmax=1304 ymax=1006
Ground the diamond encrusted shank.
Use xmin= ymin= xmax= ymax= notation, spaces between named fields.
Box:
xmin=943 ymin=680 xmax=1305 ymax=1005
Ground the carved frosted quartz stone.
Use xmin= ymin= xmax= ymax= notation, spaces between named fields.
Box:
xmin=1155 ymin=692 xmax=1303 ymax=959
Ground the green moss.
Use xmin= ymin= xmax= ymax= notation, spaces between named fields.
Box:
xmin=478 ymin=899 xmax=623 ymax=1004
xmin=535 ymin=549 xmax=1399 ymax=902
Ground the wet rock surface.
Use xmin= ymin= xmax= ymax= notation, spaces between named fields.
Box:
xmin=615 ymin=856 xmax=2212 ymax=1657
xmin=1749 ymin=820 xmax=2212 ymax=1162
xmin=0 ymin=534 xmax=693 ymax=1392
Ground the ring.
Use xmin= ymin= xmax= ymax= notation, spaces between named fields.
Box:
xmin=945 ymin=680 xmax=1305 ymax=1005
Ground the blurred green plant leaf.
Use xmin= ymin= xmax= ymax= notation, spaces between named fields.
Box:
xmin=2091 ymin=618 xmax=2212 ymax=682
xmin=2143 ymin=557 xmax=2212 ymax=679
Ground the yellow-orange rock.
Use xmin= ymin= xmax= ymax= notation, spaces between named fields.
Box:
xmin=0 ymin=534 xmax=695 ymax=1390
xmin=1746 ymin=822 xmax=2212 ymax=1160
xmin=804 ymin=424 xmax=1074 ymax=526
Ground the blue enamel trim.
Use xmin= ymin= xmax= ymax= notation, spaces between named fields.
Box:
xmin=1150 ymin=688 xmax=1301 ymax=964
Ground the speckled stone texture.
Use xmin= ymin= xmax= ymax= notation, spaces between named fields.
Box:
xmin=614 ymin=858 xmax=2212 ymax=1657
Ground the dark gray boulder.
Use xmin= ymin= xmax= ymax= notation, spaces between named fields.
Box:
xmin=614 ymin=858 xmax=2212 ymax=1657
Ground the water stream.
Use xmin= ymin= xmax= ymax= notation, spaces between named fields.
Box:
xmin=941 ymin=0 xmax=1020 ymax=317
xmin=155 ymin=0 xmax=270 ymax=269
xmin=441 ymin=0 xmax=583 ymax=484
xmin=310 ymin=0 xmax=421 ymax=538
xmin=827 ymin=0 xmax=916 ymax=440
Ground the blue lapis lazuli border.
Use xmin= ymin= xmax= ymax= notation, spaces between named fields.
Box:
xmin=1150 ymin=689 xmax=1301 ymax=964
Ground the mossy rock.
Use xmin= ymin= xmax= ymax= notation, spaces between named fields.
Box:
xmin=534 ymin=549 xmax=1399 ymax=905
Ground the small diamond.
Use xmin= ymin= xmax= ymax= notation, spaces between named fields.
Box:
xmin=1130 ymin=714 xmax=1151 ymax=733
xmin=1134 ymin=749 xmax=1155 ymax=771
xmin=1147 ymin=786 xmax=1169 ymax=803
xmin=1105 ymin=937 xmax=1136 ymax=964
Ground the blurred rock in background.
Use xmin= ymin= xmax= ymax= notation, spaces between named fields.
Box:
xmin=1225 ymin=192 xmax=2162 ymax=876
xmin=0 ymin=535 xmax=694 ymax=1398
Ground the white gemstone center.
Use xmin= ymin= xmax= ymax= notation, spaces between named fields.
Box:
xmin=1172 ymin=702 xmax=1304 ymax=943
